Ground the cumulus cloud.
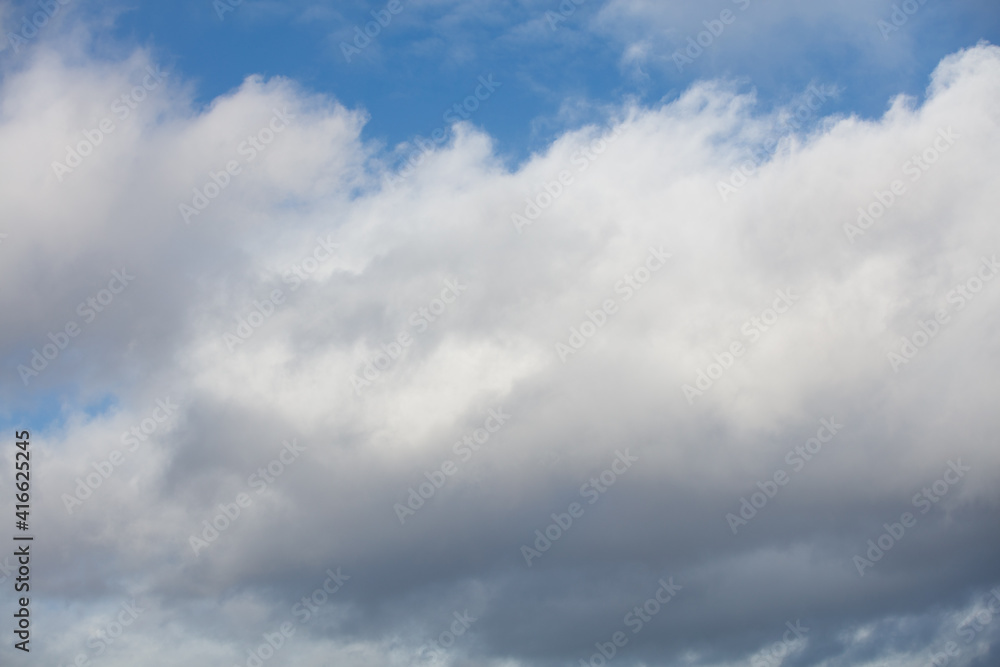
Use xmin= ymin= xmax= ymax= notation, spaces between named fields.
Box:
xmin=2 ymin=31 xmax=1000 ymax=667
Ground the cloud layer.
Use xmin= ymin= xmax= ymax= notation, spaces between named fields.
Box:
xmin=2 ymin=30 xmax=1000 ymax=667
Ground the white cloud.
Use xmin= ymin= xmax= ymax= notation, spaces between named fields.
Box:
xmin=3 ymin=37 xmax=1000 ymax=666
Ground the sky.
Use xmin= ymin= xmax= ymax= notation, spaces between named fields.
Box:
xmin=1 ymin=1 xmax=1000 ymax=666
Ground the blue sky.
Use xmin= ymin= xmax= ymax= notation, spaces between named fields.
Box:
xmin=28 ymin=0 xmax=996 ymax=162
